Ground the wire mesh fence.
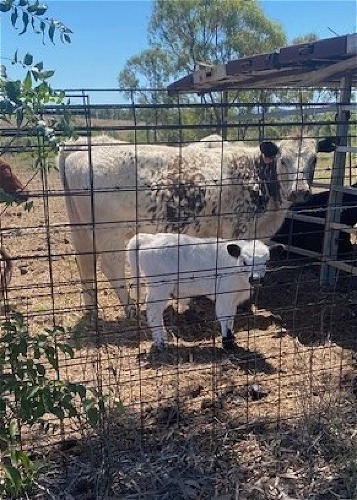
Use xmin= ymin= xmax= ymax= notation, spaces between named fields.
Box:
xmin=0 ymin=87 xmax=356 ymax=498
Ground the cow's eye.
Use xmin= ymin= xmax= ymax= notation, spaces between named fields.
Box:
xmin=280 ymin=159 xmax=286 ymax=166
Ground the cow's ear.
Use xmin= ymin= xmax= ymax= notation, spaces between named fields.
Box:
xmin=227 ymin=243 xmax=241 ymax=259
xmin=260 ymin=141 xmax=279 ymax=159
xmin=317 ymin=137 xmax=337 ymax=153
xmin=269 ymin=243 xmax=285 ymax=260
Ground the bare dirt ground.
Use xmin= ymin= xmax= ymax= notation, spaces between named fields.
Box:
xmin=1 ymin=159 xmax=356 ymax=499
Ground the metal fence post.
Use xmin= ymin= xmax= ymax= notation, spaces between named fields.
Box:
xmin=320 ymin=73 xmax=353 ymax=285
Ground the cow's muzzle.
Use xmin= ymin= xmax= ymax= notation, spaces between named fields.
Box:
xmin=249 ymin=276 xmax=265 ymax=287
xmin=288 ymin=189 xmax=310 ymax=203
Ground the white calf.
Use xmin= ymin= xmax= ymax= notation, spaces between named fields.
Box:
xmin=127 ymin=233 xmax=273 ymax=349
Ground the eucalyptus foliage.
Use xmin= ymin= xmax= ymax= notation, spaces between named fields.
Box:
xmin=0 ymin=0 xmax=72 ymax=44
xmin=0 ymin=0 xmax=74 ymax=162
xmin=118 ymin=0 xmax=287 ymax=140
xmin=118 ymin=0 xmax=286 ymax=90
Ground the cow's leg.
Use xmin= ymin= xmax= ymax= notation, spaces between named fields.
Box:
xmin=70 ymin=228 xmax=98 ymax=312
xmin=216 ymin=296 xmax=236 ymax=349
xmin=145 ymin=285 xmax=171 ymax=349
xmin=100 ymin=242 xmax=136 ymax=318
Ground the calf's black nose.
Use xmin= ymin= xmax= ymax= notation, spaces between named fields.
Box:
xmin=249 ymin=276 xmax=264 ymax=287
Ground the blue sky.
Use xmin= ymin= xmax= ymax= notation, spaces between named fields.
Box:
xmin=1 ymin=0 xmax=356 ymax=94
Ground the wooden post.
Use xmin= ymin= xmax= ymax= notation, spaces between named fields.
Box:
xmin=320 ymin=73 xmax=353 ymax=285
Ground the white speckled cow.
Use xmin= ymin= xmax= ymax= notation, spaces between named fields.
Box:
xmin=58 ymin=134 xmax=335 ymax=316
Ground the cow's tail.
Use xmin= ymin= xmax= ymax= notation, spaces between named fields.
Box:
xmin=0 ymin=247 xmax=13 ymax=298
xmin=57 ymin=143 xmax=68 ymax=189
xmin=126 ymin=234 xmax=145 ymax=276
xmin=126 ymin=234 xmax=153 ymax=305
xmin=57 ymin=143 xmax=84 ymax=237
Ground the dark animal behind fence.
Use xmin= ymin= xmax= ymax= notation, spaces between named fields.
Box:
xmin=0 ymin=158 xmax=29 ymax=202
xmin=272 ymin=185 xmax=357 ymax=257
xmin=0 ymin=158 xmax=30 ymax=303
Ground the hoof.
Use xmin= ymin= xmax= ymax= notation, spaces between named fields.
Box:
xmin=222 ymin=331 xmax=236 ymax=350
xmin=222 ymin=338 xmax=236 ymax=350
xmin=152 ymin=341 xmax=166 ymax=352
xmin=125 ymin=304 xmax=138 ymax=319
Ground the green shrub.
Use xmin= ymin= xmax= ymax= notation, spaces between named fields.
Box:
xmin=0 ymin=312 xmax=107 ymax=498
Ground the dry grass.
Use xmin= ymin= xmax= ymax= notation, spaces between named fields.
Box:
xmin=1 ymin=157 xmax=356 ymax=499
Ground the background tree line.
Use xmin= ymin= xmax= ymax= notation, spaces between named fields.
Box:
xmin=114 ymin=0 xmax=334 ymax=143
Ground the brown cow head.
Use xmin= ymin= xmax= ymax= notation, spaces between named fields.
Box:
xmin=0 ymin=159 xmax=29 ymax=202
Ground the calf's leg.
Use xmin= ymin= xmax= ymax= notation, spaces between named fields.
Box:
xmin=145 ymin=284 xmax=172 ymax=349
xmin=216 ymin=296 xmax=237 ymax=349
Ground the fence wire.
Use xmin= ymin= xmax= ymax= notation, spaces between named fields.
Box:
xmin=0 ymin=87 xmax=356 ymax=499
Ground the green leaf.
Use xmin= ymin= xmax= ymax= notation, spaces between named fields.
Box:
xmin=11 ymin=7 xmax=18 ymax=27
xmin=52 ymin=405 xmax=65 ymax=420
xmin=60 ymin=32 xmax=71 ymax=44
xmin=0 ymin=3 xmax=12 ymax=13
xmin=0 ymin=398 xmax=6 ymax=416
xmin=15 ymin=450 xmax=32 ymax=470
xmin=19 ymin=11 xmax=29 ymax=35
xmin=58 ymin=343 xmax=74 ymax=358
xmin=87 ymin=406 xmax=99 ymax=426
xmin=45 ymin=346 xmax=58 ymax=369
xmin=31 ymin=68 xmax=39 ymax=81
xmin=34 ymin=61 xmax=43 ymax=71
xmin=36 ymin=363 xmax=45 ymax=376
xmin=23 ymin=70 xmax=32 ymax=89
xmin=27 ymin=386 xmax=40 ymax=398
xmin=23 ymin=52 xmax=33 ymax=66
xmin=9 ymin=420 xmax=17 ymax=440
xmin=38 ymin=69 xmax=55 ymax=80
xmin=39 ymin=20 xmax=45 ymax=33
xmin=48 ymin=22 xmax=55 ymax=43
xmin=74 ymin=383 xmax=86 ymax=399
xmin=24 ymin=200 xmax=34 ymax=212
xmin=41 ymin=390 xmax=53 ymax=413
xmin=27 ymin=1 xmax=39 ymax=13
xmin=4 ymin=465 xmax=22 ymax=490
xmin=36 ymin=5 xmax=47 ymax=15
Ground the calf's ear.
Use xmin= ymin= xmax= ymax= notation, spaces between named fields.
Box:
xmin=269 ymin=243 xmax=285 ymax=260
xmin=317 ymin=137 xmax=337 ymax=153
xmin=260 ymin=141 xmax=279 ymax=159
xmin=227 ymin=243 xmax=241 ymax=258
